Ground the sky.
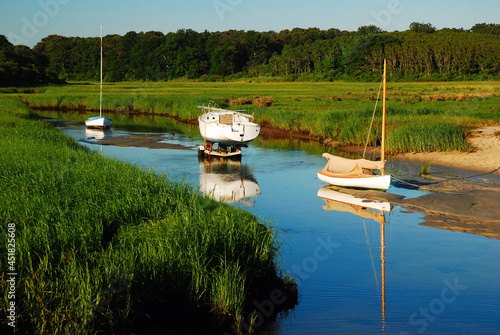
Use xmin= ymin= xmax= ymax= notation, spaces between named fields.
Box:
xmin=1 ymin=0 xmax=499 ymax=47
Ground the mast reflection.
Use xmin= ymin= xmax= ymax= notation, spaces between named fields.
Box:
xmin=317 ymin=186 xmax=392 ymax=333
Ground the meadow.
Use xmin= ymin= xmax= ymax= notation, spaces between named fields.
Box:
xmin=5 ymin=80 xmax=500 ymax=153
xmin=0 ymin=98 xmax=296 ymax=334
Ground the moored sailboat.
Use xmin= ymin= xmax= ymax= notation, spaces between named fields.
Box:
xmin=86 ymin=23 xmax=112 ymax=129
xmin=198 ymin=101 xmax=260 ymax=158
xmin=317 ymin=59 xmax=391 ymax=190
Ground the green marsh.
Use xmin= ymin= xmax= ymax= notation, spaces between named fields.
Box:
xmin=6 ymin=80 xmax=500 ymax=153
xmin=0 ymin=98 xmax=296 ymax=334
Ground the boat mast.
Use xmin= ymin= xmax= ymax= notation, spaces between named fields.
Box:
xmin=381 ymin=59 xmax=387 ymax=173
xmin=100 ymin=23 xmax=103 ymax=118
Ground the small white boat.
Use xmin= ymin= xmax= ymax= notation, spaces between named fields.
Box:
xmin=86 ymin=23 xmax=112 ymax=129
xmin=317 ymin=153 xmax=391 ymax=190
xmin=198 ymin=101 xmax=260 ymax=157
xmin=85 ymin=116 xmax=112 ymax=129
xmin=317 ymin=59 xmax=391 ymax=191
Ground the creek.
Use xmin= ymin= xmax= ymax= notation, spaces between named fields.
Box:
xmin=47 ymin=112 xmax=500 ymax=334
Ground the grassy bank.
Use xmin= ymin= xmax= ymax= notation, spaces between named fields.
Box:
xmin=0 ymin=98 xmax=296 ymax=334
xmin=3 ymin=80 xmax=500 ymax=153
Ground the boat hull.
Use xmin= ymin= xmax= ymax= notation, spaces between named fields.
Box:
xmin=317 ymin=171 xmax=391 ymax=191
xmin=85 ymin=117 xmax=112 ymax=129
xmin=198 ymin=112 xmax=260 ymax=146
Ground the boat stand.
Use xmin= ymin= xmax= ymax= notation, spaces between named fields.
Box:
xmin=198 ymin=141 xmax=242 ymax=159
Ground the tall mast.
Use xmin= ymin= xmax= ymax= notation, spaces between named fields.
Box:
xmin=381 ymin=59 xmax=387 ymax=172
xmin=100 ymin=23 xmax=103 ymax=118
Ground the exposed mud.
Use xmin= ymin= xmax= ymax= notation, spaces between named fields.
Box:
xmin=92 ymin=135 xmax=194 ymax=150
xmin=330 ymin=175 xmax=500 ymax=240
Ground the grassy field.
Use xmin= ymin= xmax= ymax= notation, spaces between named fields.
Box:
xmin=0 ymin=98 xmax=296 ymax=334
xmin=2 ymin=80 xmax=500 ymax=153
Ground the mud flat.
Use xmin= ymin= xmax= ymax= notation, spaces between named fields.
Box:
xmin=93 ymin=135 xmax=194 ymax=150
xmin=335 ymin=173 xmax=500 ymax=240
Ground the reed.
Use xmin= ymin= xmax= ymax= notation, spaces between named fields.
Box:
xmin=386 ymin=122 xmax=472 ymax=153
xmin=0 ymin=99 xmax=295 ymax=334
xmin=5 ymin=80 xmax=499 ymax=153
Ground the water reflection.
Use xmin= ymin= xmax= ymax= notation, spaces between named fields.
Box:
xmin=317 ymin=186 xmax=392 ymax=334
xmin=199 ymin=158 xmax=260 ymax=205
xmin=85 ymin=128 xmax=112 ymax=140
xmin=39 ymin=110 xmax=500 ymax=334
xmin=317 ymin=186 xmax=392 ymax=224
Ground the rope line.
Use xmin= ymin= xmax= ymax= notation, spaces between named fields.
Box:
xmin=363 ymin=76 xmax=384 ymax=158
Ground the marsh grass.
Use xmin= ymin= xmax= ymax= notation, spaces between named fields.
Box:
xmin=419 ymin=163 xmax=432 ymax=176
xmin=6 ymin=80 xmax=500 ymax=153
xmin=386 ymin=122 xmax=472 ymax=153
xmin=0 ymin=99 xmax=294 ymax=334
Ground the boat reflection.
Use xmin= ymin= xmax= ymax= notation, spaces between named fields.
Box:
xmin=317 ymin=186 xmax=392 ymax=224
xmin=85 ymin=128 xmax=112 ymax=140
xmin=317 ymin=186 xmax=392 ymax=333
xmin=199 ymin=158 xmax=260 ymax=205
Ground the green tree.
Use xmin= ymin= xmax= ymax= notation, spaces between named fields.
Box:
xmin=357 ymin=25 xmax=383 ymax=35
xmin=471 ymin=23 xmax=500 ymax=35
xmin=409 ymin=22 xmax=436 ymax=34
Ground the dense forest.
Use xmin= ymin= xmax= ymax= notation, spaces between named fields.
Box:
xmin=1 ymin=23 xmax=499 ymax=86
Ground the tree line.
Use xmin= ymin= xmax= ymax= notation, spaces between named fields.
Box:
xmin=1 ymin=23 xmax=499 ymax=86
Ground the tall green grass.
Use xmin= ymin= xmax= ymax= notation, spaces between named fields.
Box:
xmin=6 ymin=80 xmax=500 ymax=153
xmin=386 ymin=122 xmax=472 ymax=153
xmin=0 ymin=98 xmax=295 ymax=334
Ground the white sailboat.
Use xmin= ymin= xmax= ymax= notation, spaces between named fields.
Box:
xmin=198 ymin=101 xmax=260 ymax=158
xmin=86 ymin=23 xmax=112 ymax=129
xmin=317 ymin=59 xmax=391 ymax=190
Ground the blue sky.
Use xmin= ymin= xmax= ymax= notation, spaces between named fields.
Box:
xmin=1 ymin=0 xmax=499 ymax=47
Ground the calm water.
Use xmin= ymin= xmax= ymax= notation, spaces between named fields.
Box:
xmin=56 ymin=116 xmax=500 ymax=335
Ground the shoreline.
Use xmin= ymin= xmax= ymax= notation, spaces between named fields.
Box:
xmin=32 ymin=104 xmax=500 ymax=174
xmin=261 ymin=124 xmax=500 ymax=175
xmin=393 ymin=126 xmax=500 ymax=175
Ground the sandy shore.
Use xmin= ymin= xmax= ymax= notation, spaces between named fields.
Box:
xmin=396 ymin=126 xmax=500 ymax=175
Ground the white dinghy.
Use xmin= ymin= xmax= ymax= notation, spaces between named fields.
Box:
xmin=317 ymin=59 xmax=391 ymax=190
xmin=317 ymin=154 xmax=391 ymax=190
